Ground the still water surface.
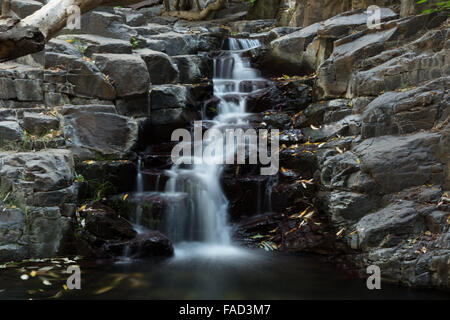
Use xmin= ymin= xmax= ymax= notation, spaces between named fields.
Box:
xmin=1 ymin=243 xmax=449 ymax=300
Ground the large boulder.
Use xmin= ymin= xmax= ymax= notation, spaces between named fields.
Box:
xmin=264 ymin=23 xmax=321 ymax=74
xmin=0 ymin=149 xmax=74 ymax=193
xmin=22 ymin=112 xmax=60 ymax=136
xmin=354 ymin=132 xmax=445 ymax=194
xmin=76 ymin=203 xmax=174 ymax=259
xmin=354 ymin=200 xmax=426 ymax=250
xmin=53 ymin=34 xmax=133 ymax=57
xmin=45 ymin=52 xmax=116 ymax=100
xmin=145 ymin=32 xmax=199 ymax=56
xmin=70 ymin=10 xmax=139 ymax=40
xmin=172 ymin=54 xmax=212 ymax=84
xmin=60 ymin=105 xmax=138 ymax=161
xmin=316 ymin=12 xmax=448 ymax=99
xmin=93 ymin=53 xmax=150 ymax=97
xmin=0 ymin=206 xmax=27 ymax=261
xmin=138 ymin=49 xmax=179 ymax=85
xmin=361 ymin=77 xmax=449 ymax=138
xmin=10 ymin=0 xmax=43 ymax=18
xmin=0 ymin=121 xmax=23 ymax=145
xmin=348 ymin=29 xmax=449 ymax=97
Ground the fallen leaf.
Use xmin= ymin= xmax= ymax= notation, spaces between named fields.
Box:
xmin=95 ymin=286 xmax=114 ymax=295
xmin=336 ymin=228 xmax=345 ymax=238
xmin=122 ymin=194 xmax=128 ymax=201
xmin=42 ymin=280 xmax=52 ymax=286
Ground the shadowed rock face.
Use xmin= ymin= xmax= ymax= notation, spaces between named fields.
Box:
xmin=60 ymin=105 xmax=138 ymax=161
xmin=75 ymin=202 xmax=174 ymax=259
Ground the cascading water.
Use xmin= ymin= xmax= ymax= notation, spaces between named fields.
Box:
xmin=162 ymin=38 xmax=264 ymax=245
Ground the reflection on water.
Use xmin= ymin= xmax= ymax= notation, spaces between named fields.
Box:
xmin=1 ymin=244 xmax=449 ymax=300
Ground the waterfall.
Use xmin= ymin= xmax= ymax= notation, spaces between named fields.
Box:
xmin=162 ymin=38 xmax=263 ymax=244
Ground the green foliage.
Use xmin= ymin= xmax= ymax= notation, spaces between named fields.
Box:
xmin=74 ymin=173 xmax=85 ymax=183
xmin=416 ymin=0 xmax=450 ymax=14
xmin=0 ymin=189 xmax=28 ymax=215
xmin=130 ymin=37 xmax=141 ymax=49
xmin=249 ymin=0 xmax=256 ymax=7
xmin=86 ymin=178 xmax=115 ymax=202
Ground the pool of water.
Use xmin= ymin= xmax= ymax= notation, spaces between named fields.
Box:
xmin=1 ymin=243 xmax=449 ymax=300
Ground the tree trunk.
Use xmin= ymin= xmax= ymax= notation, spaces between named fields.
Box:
xmin=0 ymin=0 xmax=145 ymax=62
xmin=0 ymin=0 xmax=227 ymax=62
xmin=165 ymin=0 xmax=225 ymax=20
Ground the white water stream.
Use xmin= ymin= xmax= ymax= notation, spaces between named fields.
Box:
xmin=162 ymin=38 xmax=263 ymax=245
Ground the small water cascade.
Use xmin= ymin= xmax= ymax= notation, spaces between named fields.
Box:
xmin=162 ymin=38 xmax=264 ymax=244
xmin=132 ymin=157 xmax=145 ymax=234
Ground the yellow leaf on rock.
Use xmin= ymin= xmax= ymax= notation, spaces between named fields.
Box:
xmin=336 ymin=228 xmax=345 ymax=238
xmin=94 ymin=286 xmax=114 ymax=295
xmin=122 ymin=194 xmax=128 ymax=201
xmin=421 ymin=246 xmax=427 ymax=254
xmin=77 ymin=205 xmax=86 ymax=212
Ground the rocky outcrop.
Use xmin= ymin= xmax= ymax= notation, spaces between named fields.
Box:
xmin=60 ymin=104 xmax=138 ymax=161
xmin=316 ymin=12 xmax=448 ymax=99
xmin=0 ymin=149 xmax=76 ymax=260
xmin=75 ymin=202 xmax=174 ymax=259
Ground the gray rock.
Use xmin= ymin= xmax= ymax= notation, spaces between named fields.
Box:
xmin=10 ymin=0 xmax=42 ymax=19
xmin=349 ymin=29 xmax=449 ymax=97
xmin=93 ymin=53 xmax=150 ymax=97
xmin=355 ymin=201 xmax=426 ymax=250
xmin=73 ymin=10 xmax=138 ymax=40
xmin=0 ymin=121 xmax=23 ymax=144
xmin=317 ymin=8 xmax=397 ymax=39
xmin=267 ymin=23 xmax=320 ymax=72
xmin=134 ymin=23 xmax=172 ymax=36
xmin=55 ymin=34 xmax=133 ymax=57
xmin=362 ymin=77 xmax=449 ymax=138
xmin=317 ymin=13 xmax=448 ymax=99
xmin=267 ymin=27 xmax=302 ymax=41
xmin=22 ymin=112 xmax=59 ymax=136
xmin=138 ymin=49 xmax=179 ymax=85
xmin=150 ymin=84 xmax=191 ymax=110
xmin=150 ymin=108 xmax=196 ymax=126
xmin=318 ymin=191 xmax=379 ymax=227
xmin=45 ymin=52 xmax=116 ymax=100
xmin=0 ymin=78 xmax=17 ymax=99
xmin=230 ymin=19 xmax=276 ymax=33
xmin=14 ymin=79 xmax=43 ymax=101
xmin=439 ymin=123 xmax=450 ymax=189
xmin=61 ymin=107 xmax=138 ymax=161
xmin=27 ymin=206 xmax=69 ymax=258
xmin=146 ymin=32 xmax=199 ymax=56
xmin=0 ymin=149 xmax=74 ymax=193
xmin=172 ymin=54 xmax=212 ymax=84
xmin=115 ymin=93 xmax=149 ymax=117
xmin=354 ymin=132 xmax=444 ymax=194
